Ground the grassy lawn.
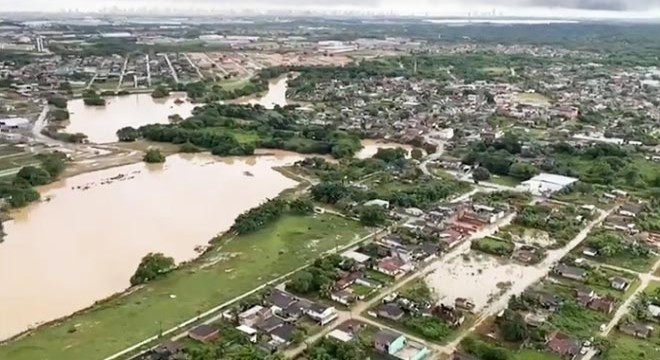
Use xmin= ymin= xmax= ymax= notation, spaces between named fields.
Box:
xmin=208 ymin=127 xmax=260 ymax=144
xmin=605 ymin=332 xmax=660 ymax=360
xmin=471 ymin=236 xmax=515 ymax=257
xmin=584 ymin=251 xmax=657 ymax=273
xmin=489 ymin=175 xmax=521 ymax=187
xmin=0 ymin=214 xmax=369 ymax=360
xmin=514 ymin=350 xmax=561 ymax=360
xmin=0 ymin=153 xmax=39 ymax=171
xmin=217 ymin=78 xmax=251 ymax=91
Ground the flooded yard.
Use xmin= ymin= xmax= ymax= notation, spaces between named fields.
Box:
xmin=0 ymin=151 xmax=302 ymax=340
xmin=356 ymin=139 xmax=414 ymax=159
xmin=424 ymin=251 xmax=545 ymax=313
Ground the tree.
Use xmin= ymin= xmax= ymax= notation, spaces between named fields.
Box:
xmin=143 ymin=148 xmax=166 ymax=163
xmin=359 ymin=206 xmax=388 ymax=227
xmin=116 ymin=126 xmax=139 ymax=142
xmin=410 ymin=148 xmax=424 ymax=160
xmin=508 ymin=162 xmax=538 ymax=181
xmin=289 ymin=198 xmax=314 ymax=215
xmin=151 ymin=85 xmax=171 ymax=99
xmin=286 ymin=270 xmax=314 ymax=294
xmin=15 ymin=166 xmax=51 ymax=186
xmin=49 ymin=109 xmax=70 ymax=121
xmin=311 ymin=182 xmax=351 ymax=204
xmin=499 ymin=310 xmax=529 ymax=342
xmin=47 ymin=96 xmax=68 ymax=109
xmin=130 ymin=253 xmax=175 ymax=286
xmin=473 ymin=167 xmax=491 ymax=182
xmin=373 ymin=147 xmax=408 ymax=163
xmin=39 ymin=153 xmax=66 ymax=179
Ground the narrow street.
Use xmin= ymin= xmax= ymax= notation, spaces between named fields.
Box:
xmin=581 ymin=256 xmax=660 ymax=360
xmin=287 ymin=206 xmax=613 ymax=359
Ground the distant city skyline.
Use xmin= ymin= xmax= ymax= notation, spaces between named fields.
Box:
xmin=1 ymin=0 xmax=659 ymax=19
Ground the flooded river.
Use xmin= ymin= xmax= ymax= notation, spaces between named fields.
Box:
xmin=64 ymin=78 xmax=290 ymax=144
xmin=0 ymin=152 xmax=301 ymax=340
xmin=239 ymin=76 xmax=289 ymax=109
xmin=65 ymin=93 xmax=196 ymax=144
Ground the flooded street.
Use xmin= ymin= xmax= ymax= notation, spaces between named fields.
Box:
xmin=425 ymin=253 xmax=544 ymax=312
xmin=356 ymin=139 xmax=414 ymax=159
xmin=0 ymin=152 xmax=302 ymax=340
xmin=65 ymin=93 xmax=196 ymax=144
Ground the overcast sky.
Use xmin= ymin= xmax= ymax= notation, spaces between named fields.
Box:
xmin=1 ymin=0 xmax=659 ymax=18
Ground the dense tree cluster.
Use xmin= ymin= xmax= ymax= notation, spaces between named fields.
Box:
xmin=585 ymin=230 xmax=651 ymax=258
xmin=514 ymin=204 xmax=586 ymax=243
xmin=461 ymin=337 xmax=512 ymax=360
xmin=82 ymin=89 xmax=106 ymax=106
xmin=230 ymin=198 xmax=314 ymax=235
xmin=136 ymin=103 xmax=361 ymax=159
xmin=359 ymin=205 xmax=388 ymax=227
xmin=305 ymin=338 xmax=366 ymax=360
xmin=150 ymin=85 xmax=170 ymax=99
xmin=130 ymin=253 xmax=175 ymax=286
xmin=116 ymin=127 xmax=139 ymax=142
xmin=286 ymin=255 xmax=342 ymax=296
xmin=47 ymin=96 xmax=67 ymax=109
xmin=49 ymin=109 xmax=70 ymax=121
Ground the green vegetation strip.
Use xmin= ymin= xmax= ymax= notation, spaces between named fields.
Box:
xmin=0 ymin=214 xmax=369 ymax=360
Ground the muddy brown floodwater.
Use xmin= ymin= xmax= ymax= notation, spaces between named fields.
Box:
xmin=0 ymin=152 xmax=302 ymax=340
xmin=238 ymin=76 xmax=289 ymax=109
xmin=65 ymin=93 xmax=197 ymax=144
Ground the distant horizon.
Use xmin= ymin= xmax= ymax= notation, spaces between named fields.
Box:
xmin=0 ymin=10 xmax=659 ymax=23
xmin=0 ymin=0 xmax=659 ymax=20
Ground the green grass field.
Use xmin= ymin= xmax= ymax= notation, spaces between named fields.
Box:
xmin=514 ymin=350 xmax=561 ymax=360
xmin=0 ymin=152 xmax=39 ymax=172
xmin=0 ymin=214 xmax=369 ymax=360
xmin=605 ymin=332 xmax=660 ymax=360
xmin=489 ymin=175 xmax=521 ymax=188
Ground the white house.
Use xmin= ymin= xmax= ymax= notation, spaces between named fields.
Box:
xmin=236 ymin=325 xmax=258 ymax=343
xmin=306 ymin=303 xmax=338 ymax=326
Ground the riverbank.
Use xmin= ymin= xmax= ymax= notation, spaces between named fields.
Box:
xmin=0 ymin=152 xmax=305 ymax=341
xmin=0 ymin=211 xmax=369 ymax=360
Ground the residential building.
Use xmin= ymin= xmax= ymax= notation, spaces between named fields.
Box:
xmin=238 ymin=305 xmax=272 ymax=327
xmin=236 ymin=325 xmax=258 ymax=343
xmin=188 ymin=324 xmax=219 ymax=343
xmin=619 ymin=323 xmax=654 ymax=339
xmin=553 ymin=264 xmax=587 ymax=281
xmin=377 ymin=302 xmax=405 ymax=321
xmin=270 ymin=323 xmax=297 ymax=345
xmin=304 ymin=302 xmax=338 ymax=326
xmin=546 ymin=332 xmax=580 ymax=359
xmin=374 ymin=329 xmax=430 ymax=360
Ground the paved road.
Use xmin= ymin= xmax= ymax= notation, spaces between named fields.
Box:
xmin=284 ymin=211 xmax=519 ymax=359
xmin=162 ymin=54 xmax=179 ymax=84
xmin=117 ymin=55 xmax=129 ymax=90
xmin=183 ymin=53 xmax=204 ymax=80
xmin=103 ymin=229 xmax=385 ymax=360
xmin=581 ymin=257 xmax=660 ymax=360
xmin=440 ymin=207 xmax=614 ymax=355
